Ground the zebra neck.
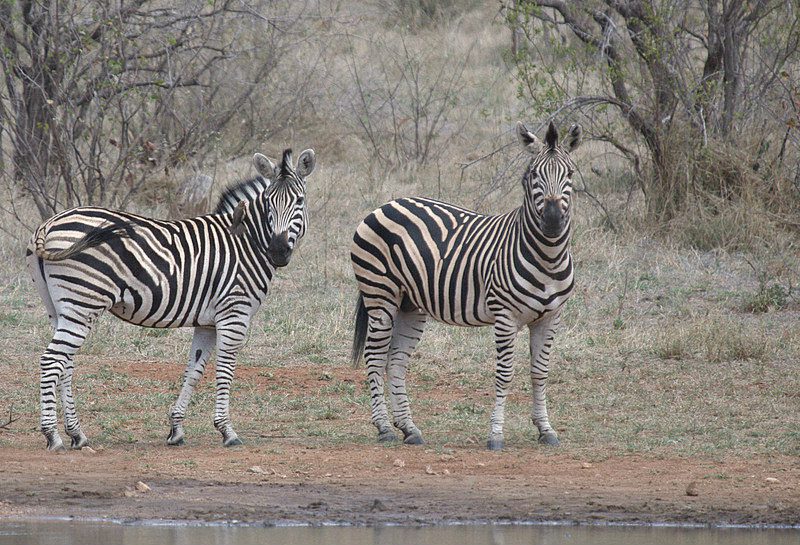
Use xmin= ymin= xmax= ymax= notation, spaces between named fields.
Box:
xmin=236 ymin=222 xmax=276 ymax=295
xmin=516 ymin=201 xmax=571 ymax=272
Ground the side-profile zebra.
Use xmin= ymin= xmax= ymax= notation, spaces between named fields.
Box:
xmin=351 ymin=122 xmax=581 ymax=450
xmin=26 ymin=148 xmax=316 ymax=451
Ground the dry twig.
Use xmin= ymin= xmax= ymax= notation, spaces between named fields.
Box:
xmin=0 ymin=404 xmax=19 ymax=431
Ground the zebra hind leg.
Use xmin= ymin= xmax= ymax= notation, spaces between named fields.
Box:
xmin=167 ymin=327 xmax=216 ymax=446
xmin=364 ymin=305 xmax=398 ymax=443
xmin=387 ymin=308 xmax=427 ymax=445
xmin=59 ymin=359 xmax=88 ymax=449
xmin=40 ymin=315 xmax=99 ymax=452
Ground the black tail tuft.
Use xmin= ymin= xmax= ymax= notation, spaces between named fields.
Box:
xmin=352 ymin=293 xmax=368 ymax=367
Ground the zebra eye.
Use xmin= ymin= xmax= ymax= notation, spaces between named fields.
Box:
xmin=567 ymin=169 xmax=575 ymax=178
xmin=296 ymin=196 xmax=305 ymax=206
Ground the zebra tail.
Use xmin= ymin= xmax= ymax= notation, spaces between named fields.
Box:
xmin=351 ymin=293 xmax=368 ymax=367
xmin=35 ymin=222 xmax=130 ymax=262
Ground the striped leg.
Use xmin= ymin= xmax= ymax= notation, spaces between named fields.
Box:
xmin=214 ymin=325 xmax=247 ymax=447
xmin=59 ymin=358 xmax=88 ymax=449
xmin=387 ymin=309 xmax=427 ymax=445
xmin=529 ymin=313 xmax=560 ymax=446
xmin=40 ymin=314 xmax=98 ymax=451
xmin=488 ymin=317 xmax=519 ymax=450
xmin=167 ymin=327 xmax=217 ymax=446
xmin=365 ymin=305 xmax=398 ymax=442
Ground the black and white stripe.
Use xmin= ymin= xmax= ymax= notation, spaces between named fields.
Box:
xmin=213 ymin=175 xmax=270 ymax=215
xmin=26 ymin=148 xmax=316 ymax=451
xmin=351 ymin=122 xmax=581 ymax=450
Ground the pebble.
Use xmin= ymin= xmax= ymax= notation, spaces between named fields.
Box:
xmin=581 ymin=462 xmax=592 ymax=469
xmin=248 ymin=466 xmax=266 ymax=474
xmin=393 ymin=458 xmax=405 ymax=468
xmin=135 ymin=481 xmax=151 ymax=493
xmin=425 ymin=466 xmax=436 ymax=475
xmin=765 ymin=477 xmax=780 ymax=484
xmin=685 ymin=482 xmax=699 ymax=497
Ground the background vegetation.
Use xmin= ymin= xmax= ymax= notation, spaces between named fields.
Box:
xmin=0 ymin=0 xmax=798 ymax=458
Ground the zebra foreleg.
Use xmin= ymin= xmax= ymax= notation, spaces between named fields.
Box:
xmin=364 ymin=307 xmax=398 ymax=442
xmin=488 ymin=319 xmax=519 ymax=450
xmin=167 ymin=327 xmax=217 ymax=446
xmin=387 ymin=309 xmax=427 ymax=445
xmin=528 ymin=314 xmax=560 ymax=446
xmin=213 ymin=327 xmax=246 ymax=447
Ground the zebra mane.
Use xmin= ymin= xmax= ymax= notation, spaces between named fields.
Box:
xmin=279 ymin=148 xmax=294 ymax=178
xmin=544 ymin=121 xmax=558 ymax=149
xmin=213 ymin=175 xmax=271 ymax=215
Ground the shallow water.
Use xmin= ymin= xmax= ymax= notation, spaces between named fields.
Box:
xmin=0 ymin=520 xmax=797 ymax=545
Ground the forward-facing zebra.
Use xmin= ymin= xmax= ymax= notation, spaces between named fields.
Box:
xmin=351 ymin=122 xmax=581 ymax=450
xmin=26 ymin=148 xmax=315 ymax=451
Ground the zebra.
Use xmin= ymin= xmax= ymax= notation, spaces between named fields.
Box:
xmin=351 ymin=121 xmax=581 ymax=450
xmin=26 ymin=148 xmax=316 ymax=451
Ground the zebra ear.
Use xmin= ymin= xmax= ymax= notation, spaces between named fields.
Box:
xmin=296 ymin=149 xmax=316 ymax=178
xmin=253 ymin=153 xmax=278 ymax=179
xmin=516 ymin=122 xmax=541 ymax=154
xmin=564 ymin=124 xmax=582 ymax=152
xmin=230 ymin=200 xmax=248 ymax=236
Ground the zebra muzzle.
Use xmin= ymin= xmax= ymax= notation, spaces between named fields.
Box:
xmin=541 ymin=200 xmax=564 ymax=238
xmin=266 ymin=231 xmax=292 ymax=267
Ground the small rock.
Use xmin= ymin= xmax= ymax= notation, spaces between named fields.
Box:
xmin=685 ymin=482 xmax=699 ymax=497
xmin=425 ymin=466 xmax=436 ymax=475
xmin=135 ymin=481 xmax=151 ymax=493
xmin=123 ymin=489 xmax=136 ymax=498
xmin=249 ymin=466 xmax=266 ymax=474
xmin=371 ymin=499 xmax=387 ymax=512
xmin=765 ymin=477 xmax=780 ymax=484
xmin=440 ymin=454 xmax=455 ymax=461
xmin=393 ymin=458 xmax=405 ymax=468
xmin=442 ymin=469 xmax=451 ymax=476
xmin=82 ymin=446 xmax=97 ymax=455
xmin=581 ymin=462 xmax=592 ymax=469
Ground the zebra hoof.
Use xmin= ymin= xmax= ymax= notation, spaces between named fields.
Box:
xmin=538 ymin=432 xmax=560 ymax=446
xmin=70 ymin=433 xmax=89 ymax=450
xmin=223 ymin=436 xmax=243 ymax=447
xmin=45 ymin=432 xmax=65 ymax=453
xmin=402 ymin=432 xmax=424 ymax=445
xmin=377 ymin=430 xmax=398 ymax=443
xmin=167 ymin=427 xmax=185 ymax=446
xmin=487 ymin=437 xmax=505 ymax=451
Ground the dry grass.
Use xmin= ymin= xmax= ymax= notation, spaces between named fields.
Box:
xmin=0 ymin=1 xmax=798 ymax=459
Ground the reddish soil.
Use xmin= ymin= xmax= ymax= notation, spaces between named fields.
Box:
xmin=1 ymin=442 xmax=798 ymax=526
xmin=0 ymin=360 xmax=798 ymax=527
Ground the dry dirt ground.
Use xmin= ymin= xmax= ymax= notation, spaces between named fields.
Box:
xmin=1 ymin=444 xmax=798 ymax=527
xmin=1 ymin=429 xmax=798 ymax=527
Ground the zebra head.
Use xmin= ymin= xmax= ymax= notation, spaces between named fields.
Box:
xmin=517 ymin=121 xmax=582 ymax=239
xmin=252 ymin=148 xmax=316 ymax=267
